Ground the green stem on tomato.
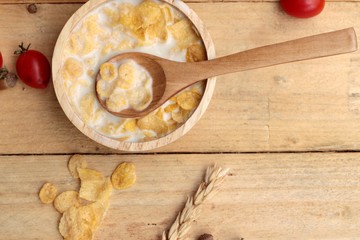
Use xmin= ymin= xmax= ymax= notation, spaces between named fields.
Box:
xmin=0 ymin=67 xmax=8 ymax=79
xmin=14 ymin=42 xmax=31 ymax=55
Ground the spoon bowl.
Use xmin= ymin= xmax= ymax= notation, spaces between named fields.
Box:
xmin=95 ymin=53 xmax=167 ymax=118
xmin=96 ymin=28 xmax=357 ymax=118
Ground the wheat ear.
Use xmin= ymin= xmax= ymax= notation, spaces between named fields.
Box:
xmin=162 ymin=165 xmax=230 ymax=240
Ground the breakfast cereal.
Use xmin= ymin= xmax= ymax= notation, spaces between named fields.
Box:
xmin=39 ymin=155 xmax=138 ymax=240
xmin=97 ymin=60 xmax=153 ymax=112
xmin=78 ymin=168 xmax=113 ymax=202
xmin=39 ymin=182 xmax=58 ymax=204
xmin=60 ymin=0 xmax=207 ymax=142
xmin=54 ymin=190 xmax=81 ymax=213
xmin=111 ymin=162 xmax=136 ymax=190
xmin=68 ymin=154 xmax=88 ymax=178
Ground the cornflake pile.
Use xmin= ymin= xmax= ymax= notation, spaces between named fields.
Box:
xmin=60 ymin=0 xmax=207 ymax=142
xmin=38 ymin=155 xmax=136 ymax=240
xmin=97 ymin=60 xmax=153 ymax=113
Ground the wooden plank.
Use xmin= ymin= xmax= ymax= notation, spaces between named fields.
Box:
xmin=1 ymin=153 xmax=360 ymax=239
xmin=1 ymin=2 xmax=360 ymax=153
xmin=1 ymin=0 xmax=359 ymax=4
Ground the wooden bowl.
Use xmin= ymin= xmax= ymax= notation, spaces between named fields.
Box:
xmin=52 ymin=0 xmax=216 ymax=151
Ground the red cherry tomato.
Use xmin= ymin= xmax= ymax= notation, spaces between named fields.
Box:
xmin=280 ymin=0 xmax=325 ymax=18
xmin=0 ymin=52 xmax=3 ymax=68
xmin=15 ymin=43 xmax=51 ymax=89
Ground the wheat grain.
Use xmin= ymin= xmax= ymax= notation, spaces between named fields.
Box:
xmin=162 ymin=165 xmax=230 ymax=240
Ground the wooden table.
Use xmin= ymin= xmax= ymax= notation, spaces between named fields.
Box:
xmin=1 ymin=0 xmax=360 ymax=239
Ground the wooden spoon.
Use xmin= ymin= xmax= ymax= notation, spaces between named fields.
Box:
xmin=96 ymin=28 xmax=357 ymax=118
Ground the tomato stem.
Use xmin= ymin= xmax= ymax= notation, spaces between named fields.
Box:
xmin=0 ymin=67 xmax=9 ymax=79
xmin=14 ymin=42 xmax=31 ymax=55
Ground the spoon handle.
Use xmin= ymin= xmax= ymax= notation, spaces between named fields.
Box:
xmin=169 ymin=28 xmax=357 ymax=84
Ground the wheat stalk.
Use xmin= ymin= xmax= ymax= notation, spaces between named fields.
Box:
xmin=162 ymin=165 xmax=230 ymax=240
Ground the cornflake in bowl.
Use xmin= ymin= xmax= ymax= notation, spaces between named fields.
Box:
xmin=52 ymin=0 xmax=216 ymax=151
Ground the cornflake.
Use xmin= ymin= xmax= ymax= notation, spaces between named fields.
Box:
xmin=54 ymin=190 xmax=81 ymax=213
xmin=172 ymin=108 xmax=191 ymax=123
xmin=117 ymin=61 xmax=135 ymax=89
xmin=155 ymin=108 xmax=164 ymax=119
xmin=101 ymin=122 xmax=122 ymax=135
xmin=160 ymin=4 xmax=174 ymax=24
xmin=100 ymin=62 xmax=117 ymax=81
xmin=126 ymin=87 xmax=152 ymax=111
xmin=186 ymin=43 xmax=207 ymax=62
xmin=119 ymin=0 xmax=168 ymax=42
xmin=83 ymin=15 xmax=107 ymax=39
xmin=82 ymin=36 xmax=97 ymax=55
xmin=111 ymin=162 xmax=136 ymax=190
xmin=59 ymin=206 xmax=93 ymax=240
xmin=106 ymin=92 xmax=128 ymax=112
xmin=80 ymin=93 xmax=96 ymax=124
xmin=164 ymin=103 xmax=179 ymax=113
xmin=169 ymin=19 xmax=199 ymax=48
xmin=96 ymin=79 xmax=116 ymax=99
xmin=124 ymin=119 xmax=137 ymax=132
xmin=68 ymin=154 xmax=88 ymax=178
xmin=39 ymin=182 xmax=58 ymax=204
xmin=62 ymin=58 xmax=83 ymax=80
xmin=176 ymin=91 xmax=201 ymax=110
xmin=117 ymin=39 xmax=135 ymax=50
xmin=78 ymin=168 xmax=112 ymax=202
xmin=137 ymin=114 xmax=168 ymax=135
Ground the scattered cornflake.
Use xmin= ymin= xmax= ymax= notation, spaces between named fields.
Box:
xmin=54 ymin=191 xmax=81 ymax=213
xmin=111 ymin=162 xmax=136 ymax=190
xmin=39 ymin=182 xmax=58 ymax=204
xmin=59 ymin=206 xmax=93 ymax=240
xmin=68 ymin=154 xmax=88 ymax=178
xmin=78 ymin=168 xmax=111 ymax=202
xmin=40 ymin=154 xmax=136 ymax=240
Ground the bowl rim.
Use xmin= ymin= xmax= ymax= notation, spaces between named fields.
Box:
xmin=52 ymin=0 xmax=216 ymax=152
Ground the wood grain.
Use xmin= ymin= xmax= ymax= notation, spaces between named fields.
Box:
xmin=1 ymin=153 xmax=360 ymax=239
xmin=1 ymin=0 xmax=359 ymax=4
xmin=1 ymin=2 xmax=360 ymax=153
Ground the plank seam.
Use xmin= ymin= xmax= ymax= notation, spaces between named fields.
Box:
xmin=0 ymin=1 xmax=356 ymax=4
xmin=1 ymin=150 xmax=360 ymax=156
